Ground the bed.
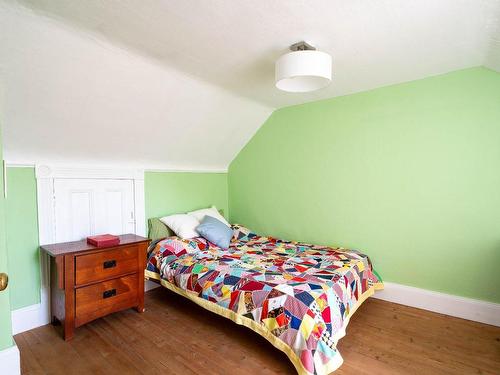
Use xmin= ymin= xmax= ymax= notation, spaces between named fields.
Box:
xmin=145 ymin=223 xmax=383 ymax=375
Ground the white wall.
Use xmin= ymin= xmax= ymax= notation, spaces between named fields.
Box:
xmin=0 ymin=3 xmax=272 ymax=171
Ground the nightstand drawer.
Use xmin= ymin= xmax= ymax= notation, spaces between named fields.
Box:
xmin=75 ymin=274 xmax=139 ymax=327
xmin=75 ymin=245 xmax=139 ymax=285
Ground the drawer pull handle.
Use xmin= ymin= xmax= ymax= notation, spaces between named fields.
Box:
xmin=103 ymin=289 xmax=117 ymax=299
xmin=103 ymin=260 xmax=116 ymax=269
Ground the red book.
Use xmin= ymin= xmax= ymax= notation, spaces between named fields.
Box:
xmin=87 ymin=234 xmax=120 ymax=248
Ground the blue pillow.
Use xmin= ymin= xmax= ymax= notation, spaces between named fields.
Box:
xmin=196 ymin=215 xmax=233 ymax=249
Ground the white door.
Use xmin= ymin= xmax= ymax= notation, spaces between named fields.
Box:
xmin=54 ymin=179 xmax=135 ymax=243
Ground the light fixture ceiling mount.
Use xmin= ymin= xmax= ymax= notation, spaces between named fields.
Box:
xmin=275 ymin=41 xmax=332 ymax=93
xmin=289 ymin=41 xmax=316 ymax=51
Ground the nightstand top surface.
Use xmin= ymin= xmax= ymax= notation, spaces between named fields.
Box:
xmin=40 ymin=233 xmax=150 ymax=257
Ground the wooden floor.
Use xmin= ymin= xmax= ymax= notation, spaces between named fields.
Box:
xmin=16 ymin=288 xmax=500 ymax=375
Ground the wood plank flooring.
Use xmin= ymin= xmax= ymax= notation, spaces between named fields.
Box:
xmin=16 ymin=287 xmax=500 ymax=375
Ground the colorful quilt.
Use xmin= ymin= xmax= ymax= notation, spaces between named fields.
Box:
xmin=145 ymin=225 xmax=383 ymax=375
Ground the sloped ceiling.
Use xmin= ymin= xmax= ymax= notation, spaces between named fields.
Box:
xmin=1 ymin=0 xmax=499 ymax=170
xmin=0 ymin=2 xmax=272 ymax=170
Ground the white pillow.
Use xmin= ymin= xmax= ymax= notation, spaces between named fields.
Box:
xmin=188 ymin=205 xmax=230 ymax=227
xmin=160 ymin=214 xmax=200 ymax=239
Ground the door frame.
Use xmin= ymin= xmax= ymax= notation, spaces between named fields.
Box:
xmin=34 ymin=165 xmax=145 ymax=330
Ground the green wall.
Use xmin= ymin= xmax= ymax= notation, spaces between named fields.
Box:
xmin=5 ymin=167 xmax=40 ymax=310
xmin=0 ymin=132 xmax=14 ymax=350
xmin=4 ymin=169 xmax=228 ymax=311
xmin=4 ymin=67 xmax=499 ymax=315
xmin=229 ymin=67 xmax=500 ymax=303
xmin=145 ymin=172 xmax=228 ymax=220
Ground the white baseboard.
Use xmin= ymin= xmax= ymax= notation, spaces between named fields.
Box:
xmin=0 ymin=344 xmax=20 ymax=375
xmin=11 ymin=302 xmax=49 ymax=335
xmin=145 ymin=279 xmax=160 ymax=292
xmin=373 ymin=281 xmax=500 ymax=327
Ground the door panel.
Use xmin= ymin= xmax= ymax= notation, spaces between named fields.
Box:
xmin=70 ymin=191 xmax=93 ymax=241
xmin=0 ymin=158 xmax=13 ymax=351
xmin=0 ymin=226 xmax=13 ymax=351
xmin=54 ymin=179 xmax=135 ymax=243
xmin=104 ymin=191 xmax=123 ymax=235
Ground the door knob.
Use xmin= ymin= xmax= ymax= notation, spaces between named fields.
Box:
xmin=0 ymin=273 xmax=8 ymax=291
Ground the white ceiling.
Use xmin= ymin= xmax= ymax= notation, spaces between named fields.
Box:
xmin=0 ymin=2 xmax=271 ymax=170
xmin=9 ymin=0 xmax=500 ymax=108
xmin=1 ymin=0 xmax=499 ymax=169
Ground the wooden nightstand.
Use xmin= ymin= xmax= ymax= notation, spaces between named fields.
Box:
xmin=41 ymin=234 xmax=150 ymax=341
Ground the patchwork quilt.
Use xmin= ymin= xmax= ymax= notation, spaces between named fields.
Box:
xmin=145 ymin=225 xmax=383 ymax=375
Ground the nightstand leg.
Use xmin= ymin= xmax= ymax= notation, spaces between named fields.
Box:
xmin=136 ymin=243 xmax=147 ymax=314
xmin=63 ymin=319 xmax=74 ymax=341
xmin=135 ymin=276 xmax=145 ymax=313
xmin=63 ymin=254 xmax=75 ymax=341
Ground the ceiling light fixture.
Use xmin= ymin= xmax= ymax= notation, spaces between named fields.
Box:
xmin=275 ymin=41 xmax=332 ymax=93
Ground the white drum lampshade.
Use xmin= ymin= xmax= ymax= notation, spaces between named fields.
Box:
xmin=275 ymin=43 xmax=332 ymax=93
